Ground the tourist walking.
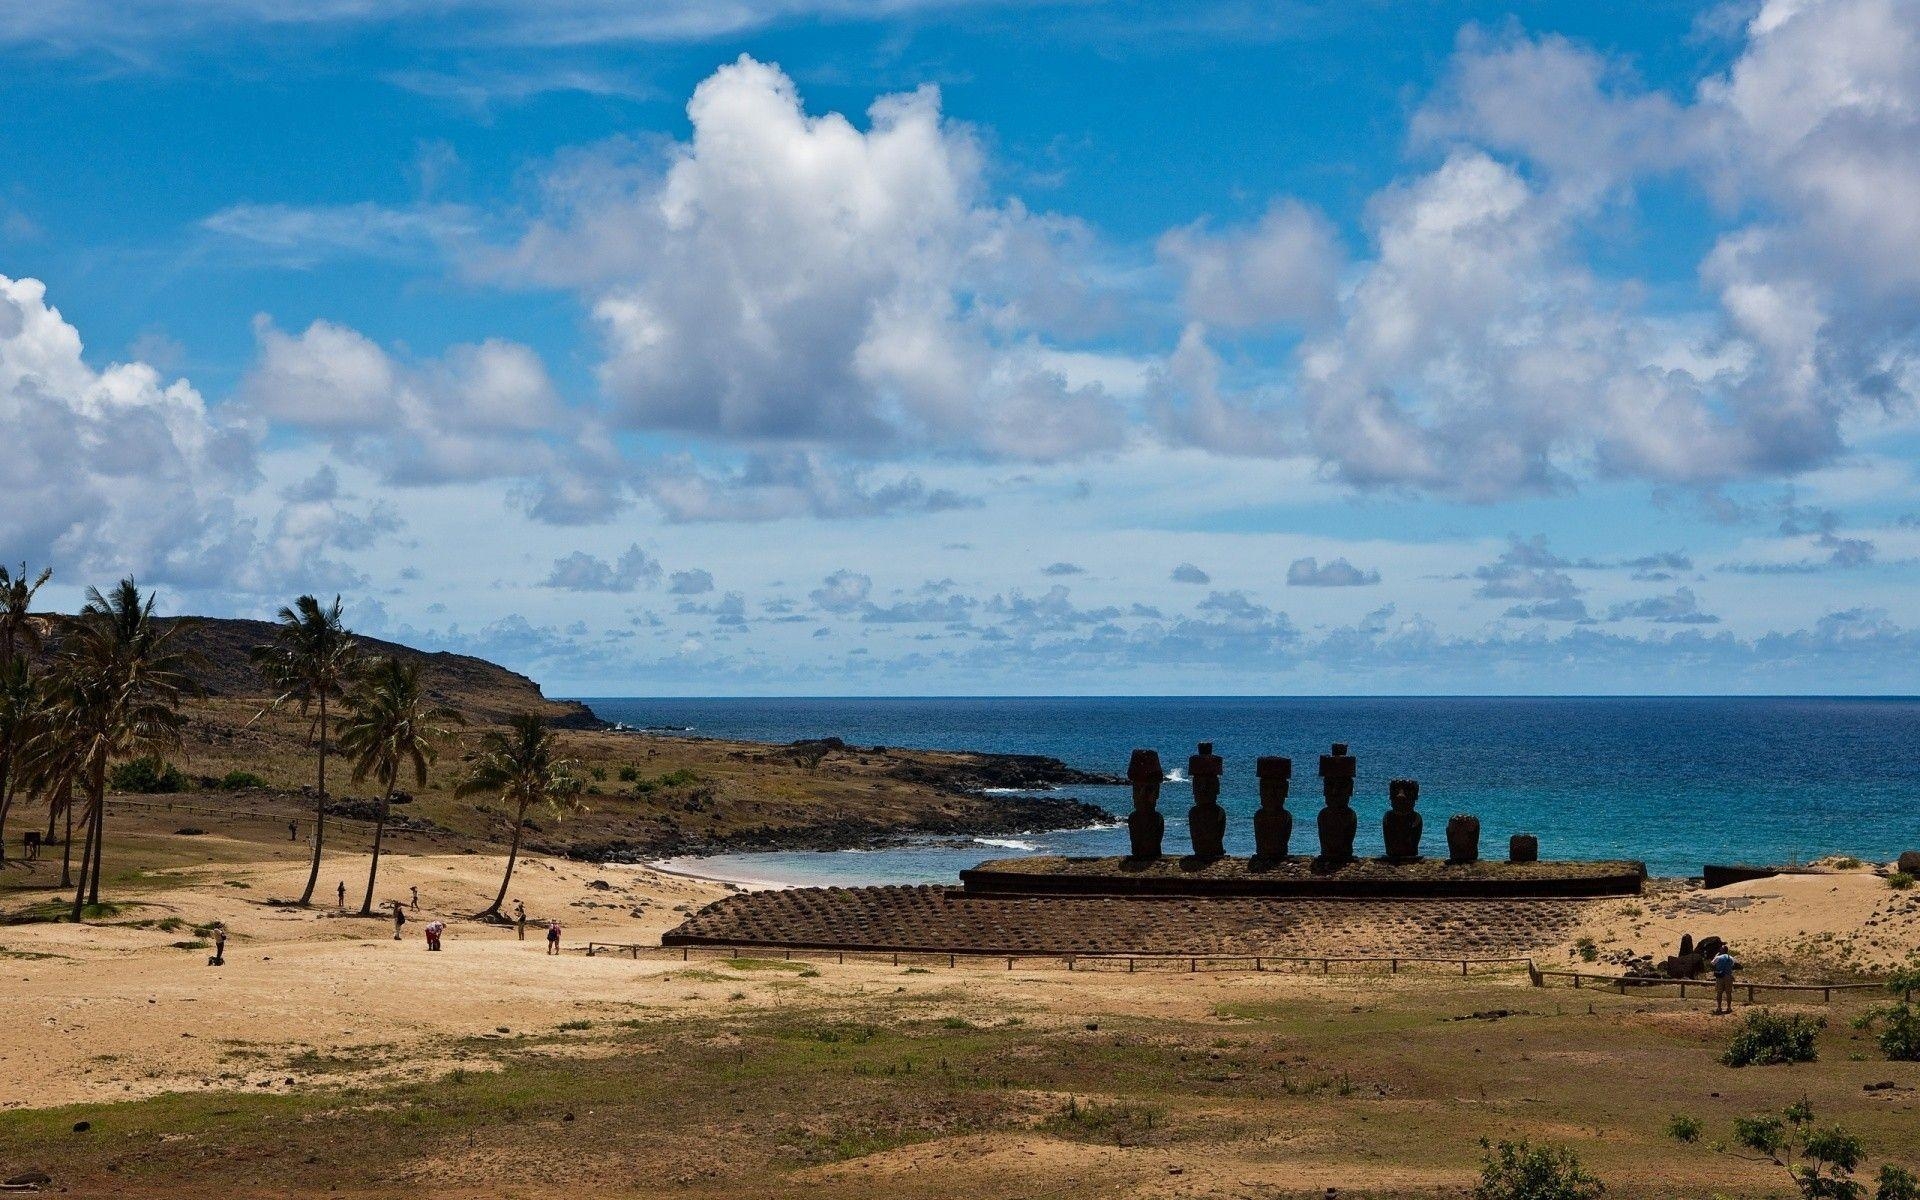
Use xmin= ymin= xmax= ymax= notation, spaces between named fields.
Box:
xmin=424 ymin=920 xmax=444 ymax=951
xmin=392 ymin=900 xmax=408 ymax=941
xmin=337 ymin=879 xmax=346 ymax=911
xmin=513 ymin=900 xmax=526 ymax=941
xmin=546 ymin=919 xmax=561 ymax=955
xmin=410 ymin=885 xmax=419 ymax=911
xmin=1712 ymin=944 xmax=1741 ymax=1014
xmin=211 ymin=923 xmax=227 ymax=966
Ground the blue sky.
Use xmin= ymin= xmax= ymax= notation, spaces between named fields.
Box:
xmin=4 ymin=0 xmax=1920 ymax=694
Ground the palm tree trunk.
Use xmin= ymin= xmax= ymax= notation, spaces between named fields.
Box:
xmin=298 ymin=694 xmax=327 ymax=905
xmin=58 ymin=788 xmax=73 ymax=889
xmin=69 ymin=814 xmax=95 ymax=922
xmin=85 ymin=758 xmax=105 ymax=908
xmin=70 ymin=771 xmax=100 ymax=922
xmin=359 ymin=783 xmax=391 ymax=916
xmin=0 ymin=761 xmax=13 ymax=867
xmin=484 ymin=798 xmax=529 ymax=919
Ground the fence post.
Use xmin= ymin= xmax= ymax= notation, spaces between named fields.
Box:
xmin=1191 ymin=957 xmax=1197 ymax=973
xmin=950 ymin=954 xmax=956 ymax=969
xmin=1391 ymin=958 xmax=1399 ymax=974
xmin=682 ymin=946 xmax=689 ymax=961
xmin=1128 ymin=957 xmax=1135 ymax=974
xmin=1461 ymin=960 xmax=1468 ymax=977
xmin=1746 ymin=984 xmax=1755 ymax=1004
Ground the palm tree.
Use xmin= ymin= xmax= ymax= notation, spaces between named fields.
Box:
xmin=337 ymin=657 xmax=460 ymax=916
xmin=0 ymin=562 xmax=52 ymax=668
xmin=0 ymin=562 xmax=50 ymax=864
xmin=18 ymin=691 xmax=86 ymax=888
xmin=0 ymin=658 xmax=36 ymax=865
xmin=455 ymin=713 xmax=586 ymax=920
xmin=251 ymin=595 xmax=358 ymax=905
xmin=48 ymin=579 xmax=199 ymax=920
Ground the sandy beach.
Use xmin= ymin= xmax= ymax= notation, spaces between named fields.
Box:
xmin=6 ymin=821 xmax=1916 ymax=1120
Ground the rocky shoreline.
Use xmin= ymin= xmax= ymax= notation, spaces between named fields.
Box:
xmin=550 ymin=735 xmax=1122 ymax=862
xmin=553 ymin=792 xmax=1117 ymax=863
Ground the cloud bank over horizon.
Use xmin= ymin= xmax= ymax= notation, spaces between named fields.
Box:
xmin=5 ymin=0 xmax=1920 ymax=692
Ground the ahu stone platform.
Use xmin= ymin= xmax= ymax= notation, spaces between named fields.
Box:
xmin=661 ymin=885 xmax=1592 ymax=957
xmin=958 ymin=855 xmax=1646 ymax=899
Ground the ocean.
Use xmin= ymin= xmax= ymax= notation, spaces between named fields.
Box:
xmin=579 ymin=696 xmax=1920 ymax=884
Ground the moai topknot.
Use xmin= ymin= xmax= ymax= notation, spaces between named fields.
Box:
xmin=1382 ymin=778 xmax=1423 ymax=861
xmin=1315 ymin=743 xmax=1358 ymax=864
xmin=1445 ymin=813 xmax=1481 ymax=864
xmin=1253 ymin=756 xmax=1293 ymax=861
xmin=1125 ymin=749 xmax=1165 ymax=860
xmin=1187 ymin=741 xmax=1226 ymax=859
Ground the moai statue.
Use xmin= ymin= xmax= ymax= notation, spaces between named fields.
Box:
xmin=1315 ymin=743 xmax=1358 ymax=864
xmin=1252 ymin=756 xmax=1293 ymax=861
xmin=1445 ymin=813 xmax=1481 ymax=864
xmin=1187 ymin=742 xmax=1226 ymax=859
xmin=1382 ymin=779 xmax=1423 ymax=861
xmin=1509 ymin=832 xmax=1539 ymax=864
xmin=1125 ymin=749 xmax=1165 ymax=860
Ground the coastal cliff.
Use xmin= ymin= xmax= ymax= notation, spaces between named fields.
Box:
xmin=99 ymin=617 xmax=1117 ymax=859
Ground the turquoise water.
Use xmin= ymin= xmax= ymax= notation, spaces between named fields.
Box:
xmin=583 ymin=696 xmax=1920 ymax=882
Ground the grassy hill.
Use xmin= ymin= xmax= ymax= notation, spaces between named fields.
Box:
xmin=16 ymin=615 xmax=1113 ymax=862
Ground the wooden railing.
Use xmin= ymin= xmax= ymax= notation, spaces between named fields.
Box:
xmin=583 ymin=942 xmax=1887 ymax=1002
xmin=585 ymin=942 xmax=1535 ymax=976
xmin=1529 ymin=966 xmax=1882 ymax=1004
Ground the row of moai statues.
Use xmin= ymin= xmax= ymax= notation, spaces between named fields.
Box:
xmin=1125 ymin=742 xmax=1538 ymax=865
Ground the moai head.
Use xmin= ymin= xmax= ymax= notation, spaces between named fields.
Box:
xmin=1317 ymin=742 xmax=1357 ymax=807
xmin=1126 ymin=749 xmax=1163 ymax=811
xmin=1256 ymin=756 xmax=1292 ymax=809
xmin=1189 ymin=741 xmax=1224 ymax=805
xmin=1389 ymin=778 xmax=1419 ymax=813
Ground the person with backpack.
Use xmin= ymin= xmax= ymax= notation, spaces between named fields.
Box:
xmin=1711 ymin=944 xmax=1741 ymax=1014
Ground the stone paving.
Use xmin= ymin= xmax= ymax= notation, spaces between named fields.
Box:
xmin=662 ymin=884 xmax=1588 ymax=957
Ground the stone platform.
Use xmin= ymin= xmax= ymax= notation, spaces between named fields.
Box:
xmin=661 ymin=885 xmax=1591 ymax=956
xmin=957 ymin=855 xmax=1645 ymax=899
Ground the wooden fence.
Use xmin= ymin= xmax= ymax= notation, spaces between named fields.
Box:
xmin=583 ymin=942 xmax=1887 ymax=1002
xmin=586 ymin=942 xmax=1537 ymax=977
xmin=1530 ymin=967 xmax=1883 ymax=1004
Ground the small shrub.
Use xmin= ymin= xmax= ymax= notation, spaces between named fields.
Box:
xmin=1880 ymin=1165 xmax=1920 ymax=1200
xmin=1723 ymin=1009 xmax=1822 ymax=1067
xmin=214 ymin=770 xmax=268 ymax=790
xmin=1855 ymin=963 xmax=1920 ymax=1062
xmin=109 ymin=756 xmax=187 ymax=794
xmin=1833 ymin=856 xmax=1863 ymax=870
xmin=1668 ymin=1114 xmax=1703 ymax=1144
xmin=1731 ymin=1102 xmax=1867 ymax=1199
xmin=1474 ymin=1138 xmax=1604 ymax=1200
xmin=588 ymin=767 xmax=606 ymax=782
xmin=1889 ymin=873 xmax=1915 ymax=892
xmin=617 ymin=765 xmax=640 ymax=783
xmin=1575 ymin=937 xmax=1599 ymax=963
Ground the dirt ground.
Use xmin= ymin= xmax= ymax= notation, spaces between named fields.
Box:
xmin=2 ymin=812 xmax=1918 ymax=1198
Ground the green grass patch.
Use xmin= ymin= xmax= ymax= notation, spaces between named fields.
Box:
xmin=1040 ymin=1095 xmax=1168 ymax=1146
xmin=723 ymin=956 xmax=813 ymax=973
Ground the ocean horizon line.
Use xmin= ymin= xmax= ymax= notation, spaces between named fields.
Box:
xmin=567 ymin=692 xmax=1920 ymax=702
